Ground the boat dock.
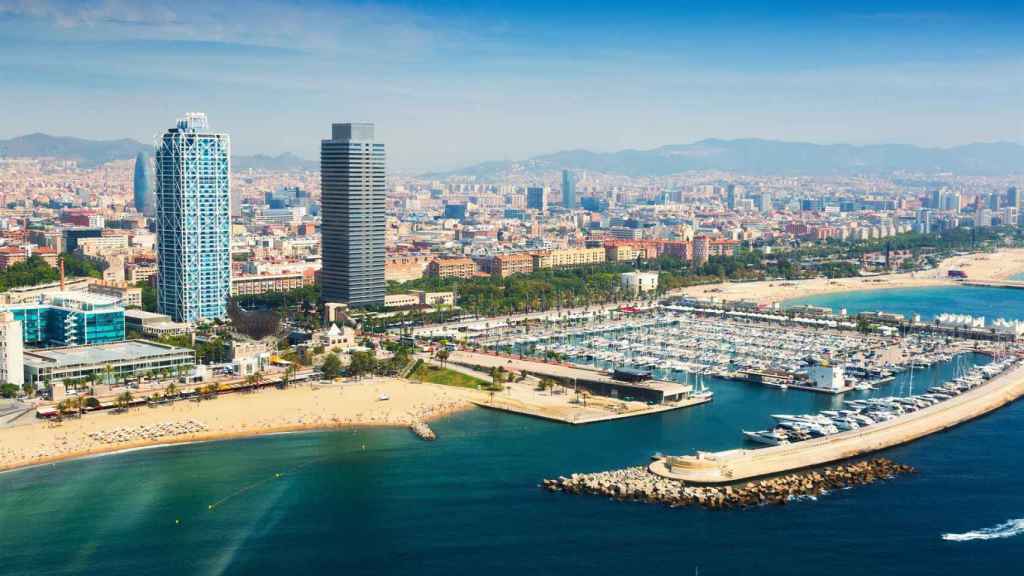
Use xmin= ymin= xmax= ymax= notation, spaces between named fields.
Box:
xmin=650 ymin=360 xmax=1024 ymax=484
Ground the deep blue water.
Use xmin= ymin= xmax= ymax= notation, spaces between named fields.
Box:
xmin=788 ymin=285 xmax=1024 ymax=322
xmin=1 ymin=287 xmax=1022 ymax=576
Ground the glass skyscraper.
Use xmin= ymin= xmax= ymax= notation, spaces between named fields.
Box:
xmin=133 ymin=151 xmax=154 ymax=216
xmin=562 ymin=169 xmax=576 ymax=208
xmin=155 ymin=113 xmax=232 ymax=323
xmin=320 ymin=123 xmax=386 ymax=307
xmin=1 ymin=292 xmax=125 ymax=347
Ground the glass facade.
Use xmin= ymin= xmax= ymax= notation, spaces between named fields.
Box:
xmin=4 ymin=298 xmax=125 ymax=347
xmin=156 ymin=113 xmax=232 ymax=323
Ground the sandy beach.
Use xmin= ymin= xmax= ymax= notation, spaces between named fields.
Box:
xmin=0 ymin=377 xmax=484 ymax=474
xmin=675 ymin=248 xmax=1024 ymax=304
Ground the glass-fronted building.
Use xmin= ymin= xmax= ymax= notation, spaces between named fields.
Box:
xmin=2 ymin=292 xmax=125 ymax=347
xmin=156 ymin=113 xmax=232 ymax=323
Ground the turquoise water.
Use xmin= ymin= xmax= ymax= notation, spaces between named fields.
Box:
xmin=1 ymin=286 xmax=1022 ymax=575
xmin=788 ymin=285 xmax=1024 ymax=321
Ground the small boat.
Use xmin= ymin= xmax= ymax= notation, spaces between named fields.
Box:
xmin=378 ymin=394 xmax=390 ymax=401
xmin=742 ymin=429 xmax=790 ymax=446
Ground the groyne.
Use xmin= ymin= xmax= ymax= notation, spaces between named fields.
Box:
xmin=410 ymin=420 xmax=436 ymax=440
xmin=543 ymin=459 xmax=914 ymax=509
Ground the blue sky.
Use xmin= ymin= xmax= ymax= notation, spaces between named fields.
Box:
xmin=0 ymin=0 xmax=1021 ymax=172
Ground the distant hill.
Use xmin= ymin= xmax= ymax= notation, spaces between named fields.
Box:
xmin=435 ymin=139 xmax=1024 ymax=178
xmin=0 ymin=133 xmax=150 ymax=168
xmin=0 ymin=133 xmax=316 ymax=171
xmin=233 ymin=152 xmax=317 ymax=172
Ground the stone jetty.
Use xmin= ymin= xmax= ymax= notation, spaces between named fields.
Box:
xmin=409 ymin=420 xmax=436 ymax=440
xmin=542 ymin=458 xmax=914 ymax=509
xmin=86 ymin=419 xmax=208 ymax=445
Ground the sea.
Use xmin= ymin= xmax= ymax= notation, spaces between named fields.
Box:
xmin=1 ymin=286 xmax=1023 ymax=576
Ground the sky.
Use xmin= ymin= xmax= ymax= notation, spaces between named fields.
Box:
xmin=0 ymin=0 xmax=1021 ymax=172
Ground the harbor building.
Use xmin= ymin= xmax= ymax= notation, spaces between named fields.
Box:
xmin=155 ymin=112 xmax=232 ymax=323
xmin=0 ymin=292 xmax=124 ymax=347
xmin=22 ymin=340 xmax=195 ymax=390
xmin=0 ymin=311 xmax=24 ymax=386
xmin=320 ymin=123 xmax=386 ymax=307
xmin=807 ymin=360 xmax=845 ymax=391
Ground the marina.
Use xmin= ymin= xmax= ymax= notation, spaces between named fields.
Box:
xmin=470 ymin=303 xmax=981 ymax=395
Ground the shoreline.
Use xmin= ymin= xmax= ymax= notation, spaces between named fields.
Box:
xmin=0 ymin=378 xmax=480 ymax=475
xmin=674 ymin=249 xmax=1024 ymax=305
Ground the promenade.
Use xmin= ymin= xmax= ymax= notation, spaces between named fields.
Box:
xmin=651 ymin=361 xmax=1024 ymax=484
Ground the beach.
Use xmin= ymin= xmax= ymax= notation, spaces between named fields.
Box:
xmin=0 ymin=377 xmax=483 ymax=474
xmin=675 ymin=248 xmax=1024 ymax=304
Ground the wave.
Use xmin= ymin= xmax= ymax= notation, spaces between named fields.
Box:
xmin=942 ymin=518 xmax=1024 ymax=542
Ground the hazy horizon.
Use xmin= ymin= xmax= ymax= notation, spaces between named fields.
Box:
xmin=1 ymin=0 xmax=1021 ymax=172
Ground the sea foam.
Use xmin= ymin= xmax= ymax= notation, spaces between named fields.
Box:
xmin=942 ymin=519 xmax=1024 ymax=542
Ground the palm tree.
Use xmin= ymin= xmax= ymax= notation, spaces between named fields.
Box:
xmin=116 ymin=391 xmax=133 ymax=412
xmin=281 ymin=365 xmax=296 ymax=389
xmin=165 ymin=381 xmax=178 ymax=402
xmin=435 ymin=348 xmax=449 ymax=368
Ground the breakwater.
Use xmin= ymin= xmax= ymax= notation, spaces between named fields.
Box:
xmin=409 ymin=420 xmax=436 ymax=440
xmin=543 ymin=459 xmax=915 ymax=509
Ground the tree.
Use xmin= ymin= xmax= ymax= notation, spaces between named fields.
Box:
xmin=165 ymin=381 xmax=178 ymax=400
xmin=348 ymin=351 xmax=377 ymax=379
xmin=320 ymin=353 xmax=342 ymax=380
xmin=280 ymin=364 xmax=296 ymax=389
xmin=0 ymin=383 xmax=19 ymax=398
xmin=116 ymin=391 xmax=134 ymax=412
xmin=435 ymin=348 xmax=449 ymax=368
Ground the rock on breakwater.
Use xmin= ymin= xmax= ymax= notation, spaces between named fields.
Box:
xmin=542 ymin=458 xmax=915 ymax=510
xmin=409 ymin=420 xmax=436 ymax=440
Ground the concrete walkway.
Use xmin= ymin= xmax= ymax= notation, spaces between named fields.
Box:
xmin=652 ymin=362 xmax=1024 ymax=484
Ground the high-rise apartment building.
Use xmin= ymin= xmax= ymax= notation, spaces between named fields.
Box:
xmin=562 ymin=170 xmax=576 ymax=208
xmin=155 ymin=113 xmax=232 ymax=323
xmin=320 ymin=123 xmax=386 ymax=307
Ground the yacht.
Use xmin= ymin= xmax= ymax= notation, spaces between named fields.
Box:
xmin=742 ymin=429 xmax=790 ymax=446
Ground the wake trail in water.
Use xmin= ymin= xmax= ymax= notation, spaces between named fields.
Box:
xmin=942 ymin=519 xmax=1024 ymax=542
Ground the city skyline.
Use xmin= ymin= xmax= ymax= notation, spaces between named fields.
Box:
xmin=0 ymin=0 xmax=1021 ymax=172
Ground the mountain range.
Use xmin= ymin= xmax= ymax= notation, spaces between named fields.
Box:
xmin=0 ymin=133 xmax=317 ymax=172
xmin=438 ymin=139 xmax=1023 ymax=178
xmin=1 ymin=133 xmax=1020 ymax=176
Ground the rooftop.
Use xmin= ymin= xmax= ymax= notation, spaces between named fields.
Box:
xmin=24 ymin=340 xmax=193 ymax=369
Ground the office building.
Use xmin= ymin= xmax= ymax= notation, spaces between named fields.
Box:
xmin=443 ymin=203 xmax=468 ymax=220
xmin=133 ymin=151 xmax=155 ymax=216
xmin=726 ymin=185 xmax=742 ymax=210
xmin=155 ymin=113 xmax=232 ymax=323
xmin=1 ymin=292 xmax=125 ymax=347
xmin=63 ymin=227 xmax=103 ymax=253
xmin=0 ymin=311 xmax=24 ymax=386
xmin=562 ymin=170 xmax=576 ymax=208
xmin=526 ymin=187 xmax=547 ymax=211
xmin=320 ymin=123 xmax=386 ymax=307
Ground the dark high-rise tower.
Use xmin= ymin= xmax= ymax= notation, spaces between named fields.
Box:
xmin=320 ymin=123 xmax=386 ymax=307
xmin=133 ymin=151 xmax=155 ymax=215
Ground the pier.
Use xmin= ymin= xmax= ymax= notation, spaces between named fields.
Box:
xmin=651 ymin=361 xmax=1024 ymax=484
xmin=960 ymin=280 xmax=1024 ymax=290
xmin=447 ymin=350 xmax=713 ymax=424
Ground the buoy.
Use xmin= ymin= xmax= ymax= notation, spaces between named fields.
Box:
xmin=175 ymin=519 xmax=180 ymax=525
xmin=208 ymin=504 xmax=213 ymax=510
